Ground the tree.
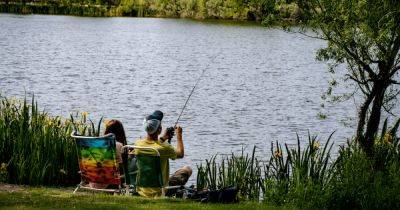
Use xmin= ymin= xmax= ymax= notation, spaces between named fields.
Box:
xmin=296 ymin=0 xmax=400 ymax=154
xmin=248 ymin=0 xmax=275 ymax=20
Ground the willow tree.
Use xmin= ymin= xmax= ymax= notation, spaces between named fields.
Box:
xmin=297 ymin=0 xmax=400 ymax=154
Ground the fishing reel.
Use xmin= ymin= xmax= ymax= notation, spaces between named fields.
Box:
xmin=166 ymin=126 xmax=175 ymax=143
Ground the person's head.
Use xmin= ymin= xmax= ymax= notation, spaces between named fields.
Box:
xmin=104 ymin=119 xmax=127 ymax=145
xmin=143 ymin=110 xmax=164 ymax=140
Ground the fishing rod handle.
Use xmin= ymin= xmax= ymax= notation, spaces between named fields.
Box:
xmin=166 ymin=126 xmax=175 ymax=144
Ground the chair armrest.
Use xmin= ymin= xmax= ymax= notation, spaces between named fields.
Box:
xmin=125 ymin=145 xmax=160 ymax=156
xmin=165 ymin=185 xmax=184 ymax=190
xmin=122 ymin=145 xmax=136 ymax=150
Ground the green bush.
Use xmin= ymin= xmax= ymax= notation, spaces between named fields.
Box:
xmin=261 ymin=13 xmax=278 ymax=26
xmin=323 ymin=145 xmax=400 ymax=209
xmin=321 ymin=119 xmax=400 ymax=209
xmin=0 ymin=163 xmax=8 ymax=183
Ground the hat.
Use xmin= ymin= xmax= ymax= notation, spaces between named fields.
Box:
xmin=145 ymin=110 xmax=164 ymax=121
xmin=143 ymin=119 xmax=161 ymax=134
xmin=143 ymin=110 xmax=164 ymax=134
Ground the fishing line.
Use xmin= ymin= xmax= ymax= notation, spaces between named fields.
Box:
xmin=174 ymin=68 xmax=207 ymax=127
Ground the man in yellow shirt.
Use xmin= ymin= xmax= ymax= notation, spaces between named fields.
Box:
xmin=134 ymin=110 xmax=192 ymax=198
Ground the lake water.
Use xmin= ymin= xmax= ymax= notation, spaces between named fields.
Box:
xmin=0 ymin=14 xmax=388 ymax=182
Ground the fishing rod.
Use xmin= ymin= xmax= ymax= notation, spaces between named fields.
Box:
xmin=174 ymin=68 xmax=207 ymax=127
xmin=166 ymin=57 xmax=215 ymax=143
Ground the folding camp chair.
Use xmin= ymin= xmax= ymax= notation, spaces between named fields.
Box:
xmin=121 ymin=145 xmax=167 ymax=195
xmin=123 ymin=145 xmax=181 ymax=196
xmin=71 ymin=132 xmax=125 ymax=194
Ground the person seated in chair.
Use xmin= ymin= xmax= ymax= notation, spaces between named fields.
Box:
xmin=104 ymin=119 xmax=127 ymax=170
xmin=134 ymin=110 xmax=192 ymax=198
xmin=89 ymin=119 xmax=127 ymax=189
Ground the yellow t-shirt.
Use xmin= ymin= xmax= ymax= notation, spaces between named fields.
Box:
xmin=134 ymin=138 xmax=177 ymax=198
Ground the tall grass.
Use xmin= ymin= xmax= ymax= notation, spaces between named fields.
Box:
xmin=262 ymin=132 xmax=334 ymax=207
xmin=196 ymin=133 xmax=336 ymax=203
xmin=323 ymin=119 xmax=400 ymax=209
xmin=196 ymin=119 xmax=400 ymax=209
xmin=196 ymin=146 xmax=263 ymax=200
xmin=0 ymin=95 xmax=98 ymax=186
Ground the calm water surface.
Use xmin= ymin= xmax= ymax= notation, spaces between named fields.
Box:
xmin=1 ymin=14 xmax=380 ymax=181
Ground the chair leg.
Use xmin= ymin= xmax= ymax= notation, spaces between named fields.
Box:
xmin=73 ymin=183 xmax=81 ymax=194
xmin=162 ymin=187 xmax=166 ymax=197
xmin=115 ymin=185 xmax=121 ymax=196
xmin=125 ymin=184 xmax=130 ymax=196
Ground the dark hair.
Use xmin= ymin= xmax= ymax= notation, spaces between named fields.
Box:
xmin=104 ymin=119 xmax=127 ymax=145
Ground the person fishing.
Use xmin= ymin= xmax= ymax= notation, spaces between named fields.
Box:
xmin=134 ymin=110 xmax=192 ymax=198
xmin=134 ymin=63 xmax=210 ymax=197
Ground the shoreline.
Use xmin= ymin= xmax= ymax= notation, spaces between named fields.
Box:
xmin=0 ymin=11 xmax=263 ymax=25
xmin=0 ymin=2 xmax=298 ymax=26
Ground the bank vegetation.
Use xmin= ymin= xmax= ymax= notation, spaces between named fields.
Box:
xmin=0 ymin=0 xmax=300 ymax=25
xmin=1 ymin=95 xmax=399 ymax=209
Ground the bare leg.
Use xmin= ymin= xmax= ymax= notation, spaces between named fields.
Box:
xmin=168 ymin=166 xmax=192 ymax=186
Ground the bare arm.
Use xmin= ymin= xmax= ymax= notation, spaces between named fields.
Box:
xmin=175 ymin=125 xmax=184 ymax=159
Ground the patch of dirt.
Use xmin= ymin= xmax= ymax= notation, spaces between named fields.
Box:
xmin=0 ymin=183 xmax=23 ymax=193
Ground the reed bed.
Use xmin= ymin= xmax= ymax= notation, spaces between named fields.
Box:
xmin=196 ymin=120 xmax=400 ymax=208
xmin=0 ymin=95 xmax=98 ymax=186
xmin=197 ymin=146 xmax=263 ymax=200
xmin=196 ymin=134 xmax=334 ymax=202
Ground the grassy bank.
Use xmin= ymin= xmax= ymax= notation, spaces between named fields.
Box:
xmin=1 ymin=95 xmax=400 ymax=208
xmin=0 ymin=185 xmax=296 ymax=210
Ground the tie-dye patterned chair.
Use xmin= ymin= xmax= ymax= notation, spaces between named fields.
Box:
xmin=71 ymin=132 xmax=124 ymax=194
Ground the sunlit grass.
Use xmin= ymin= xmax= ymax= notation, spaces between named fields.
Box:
xmin=0 ymin=186 xmax=297 ymax=210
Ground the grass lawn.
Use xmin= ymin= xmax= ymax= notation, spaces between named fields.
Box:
xmin=0 ymin=184 xmax=295 ymax=210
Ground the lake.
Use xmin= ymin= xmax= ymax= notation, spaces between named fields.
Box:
xmin=0 ymin=14 xmax=381 ymax=181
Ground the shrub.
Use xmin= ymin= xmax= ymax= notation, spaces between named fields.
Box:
xmin=0 ymin=163 xmax=8 ymax=183
xmin=319 ymin=119 xmax=400 ymax=209
xmin=261 ymin=13 xmax=278 ymax=26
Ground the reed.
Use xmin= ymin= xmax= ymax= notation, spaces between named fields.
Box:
xmin=0 ymin=95 xmax=98 ymax=186
xmin=196 ymin=146 xmax=263 ymax=201
xmin=286 ymin=132 xmax=334 ymax=185
xmin=263 ymin=132 xmax=335 ymax=205
xmin=197 ymin=133 xmax=336 ymax=202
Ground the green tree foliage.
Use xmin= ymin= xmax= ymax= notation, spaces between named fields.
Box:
xmin=297 ymin=0 xmax=400 ymax=155
xmin=0 ymin=0 xmax=300 ymax=22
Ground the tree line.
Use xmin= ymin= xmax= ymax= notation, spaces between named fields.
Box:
xmin=0 ymin=0 xmax=300 ymax=24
